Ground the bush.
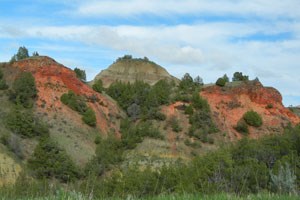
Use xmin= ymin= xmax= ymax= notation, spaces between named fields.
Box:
xmin=235 ymin=120 xmax=249 ymax=135
xmin=93 ymin=135 xmax=123 ymax=172
xmin=60 ymin=90 xmax=88 ymax=114
xmin=5 ymin=105 xmax=49 ymax=138
xmin=216 ymin=77 xmax=226 ymax=87
xmin=168 ymin=116 xmax=182 ymax=132
xmin=61 ymin=91 xmax=98 ymax=126
xmin=1 ymin=133 xmax=24 ymax=159
xmin=243 ymin=110 xmax=263 ymax=127
xmin=189 ymin=109 xmax=218 ymax=136
xmin=0 ymin=69 xmax=8 ymax=90
xmin=28 ymin=137 xmax=80 ymax=182
xmin=10 ymin=72 xmax=37 ymax=108
xmin=184 ymin=105 xmax=194 ymax=115
xmin=191 ymin=92 xmax=210 ymax=111
xmin=92 ymin=79 xmax=103 ymax=93
xmin=121 ymin=120 xmax=163 ymax=150
xmin=0 ymin=79 xmax=8 ymax=90
xmin=270 ymin=163 xmax=297 ymax=194
xmin=82 ymin=108 xmax=96 ymax=126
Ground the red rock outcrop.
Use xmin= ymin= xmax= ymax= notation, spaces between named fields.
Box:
xmin=201 ymin=81 xmax=300 ymax=140
xmin=10 ymin=56 xmax=123 ymax=135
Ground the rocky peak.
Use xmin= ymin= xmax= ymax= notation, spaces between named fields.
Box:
xmin=93 ymin=56 xmax=179 ymax=87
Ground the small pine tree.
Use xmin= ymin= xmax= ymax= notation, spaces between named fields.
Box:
xmin=28 ymin=137 xmax=80 ymax=182
xmin=223 ymin=74 xmax=229 ymax=82
xmin=12 ymin=46 xmax=29 ymax=61
xmin=74 ymin=67 xmax=86 ymax=81
xmin=194 ymin=75 xmax=203 ymax=86
xmin=32 ymin=51 xmax=39 ymax=56
xmin=232 ymin=72 xmax=249 ymax=81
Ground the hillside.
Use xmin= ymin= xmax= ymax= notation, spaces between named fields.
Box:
xmin=1 ymin=53 xmax=300 ymax=199
xmin=0 ymin=56 xmax=124 ymax=167
xmin=93 ymin=56 xmax=179 ymax=87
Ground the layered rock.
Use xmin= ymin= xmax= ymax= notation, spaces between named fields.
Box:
xmin=93 ymin=58 xmax=179 ymax=87
xmin=201 ymin=81 xmax=300 ymax=140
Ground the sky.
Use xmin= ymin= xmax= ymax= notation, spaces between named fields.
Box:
xmin=0 ymin=0 xmax=300 ymax=106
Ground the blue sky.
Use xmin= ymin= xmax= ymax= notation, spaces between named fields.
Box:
xmin=1 ymin=0 xmax=300 ymax=106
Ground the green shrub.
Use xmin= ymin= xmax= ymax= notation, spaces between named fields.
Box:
xmin=10 ymin=72 xmax=37 ymax=108
xmin=28 ymin=137 xmax=80 ymax=182
xmin=191 ymin=92 xmax=210 ymax=111
xmin=0 ymin=69 xmax=8 ymax=90
xmin=0 ymin=79 xmax=8 ymax=90
xmin=61 ymin=91 xmax=98 ymax=126
xmin=93 ymin=135 xmax=123 ymax=171
xmin=184 ymin=105 xmax=194 ymax=115
xmin=243 ymin=110 xmax=263 ymax=127
xmin=270 ymin=163 xmax=297 ymax=194
xmin=216 ymin=77 xmax=226 ymax=87
xmin=189 ymin=109 xmax=218 ymax=136
xmin=121 ymin=120 xmax=163 ymax=150
xmin=60 ymin=90 xmax=88 ymax=114
xmin=82 ymin=108 xmax=96 ymax=126
xmin=92 ymin=79 xmax=103 ymax=93
xmin=5 ymin=105 xmax=49 ymax=138
xmin=168 ymin=116 xmax=182 ymax=132
xmin=235 ymin=120 xmax=249 ymax=134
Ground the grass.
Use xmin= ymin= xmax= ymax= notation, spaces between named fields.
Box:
xmin=0 ymin=192 xmax=299 ymax=200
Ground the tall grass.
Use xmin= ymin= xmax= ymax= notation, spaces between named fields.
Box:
xmin=0 ymin=192 xmax=299 ymax=200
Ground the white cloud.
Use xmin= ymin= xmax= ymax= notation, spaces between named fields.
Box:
xmin=75 ymin=0 xmax=300 ymax=19
xmin=1 ymin=0 xmax=300 ymax=105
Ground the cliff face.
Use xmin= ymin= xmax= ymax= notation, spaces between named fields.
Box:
xmin=93 ymin=58 xmax=179 ymax=87
xmin=201 ymin=81 xmax=300 ymax=140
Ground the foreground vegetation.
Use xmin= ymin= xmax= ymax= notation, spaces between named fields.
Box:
xmin=0 ymin=125 xmax=299 ymax=199
xmin=0 ymin=192 xmax=299 ymax=200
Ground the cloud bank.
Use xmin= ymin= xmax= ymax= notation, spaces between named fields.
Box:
xmin=0 ymin=0 xmax=300 ymax=106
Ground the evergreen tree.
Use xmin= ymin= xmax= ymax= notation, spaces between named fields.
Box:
xmin=11 ymin=46 xmax=29 ymax=61
xmin=32 ymin=51 xmax=39 ymax=56
xmin=232 ymin=72 xmax=249 ymax=81
xmin=194 ymin=75 xmax=203 ymax=86
xmin=11 ymin=72 xmax=37 ymax=108
xmin=179 ymin=73 xmax=194 ymax=91
xmin=28 ymin=137 xmax=80 ymax=182
xmin=74 ymin=67 xmax=86 ymax=81
xmin=222 ymin=74 xmax=229 ymax=82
